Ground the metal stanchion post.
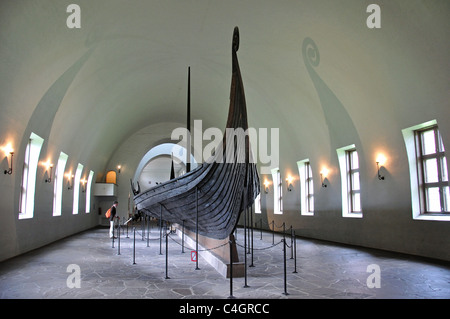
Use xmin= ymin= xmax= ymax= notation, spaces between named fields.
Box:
xmin=290 ymin=226 xmax=294 ymax=259
xmin=147 ymin=216 xmax=150 ymax=247
xmin=247 ymin=206 xmax=251 ymax=254
xmin=117 ymin=223 xmax=121 ymax=255
xmin=293 ymin=230 xmax=298 ymax=274
xmin=228 ymin=239 xmax=235 ymax=299
xmin=282 ymin=238 xmax=289 ymax=295
xmin=132 ymin=227 xmax=136 ymax=265
xmin=260 ymin=219 xmax=263 ymax=240
xmin=272 ymin=220 xmax=275 ymax=245
xmin=159 ymin=204 xmax=163 ymax=255
xmin=250 ymin=204 xmax=254 ymax=267
xmin=195 ymin=187 xmax=200 ymax=270
xmin=165 ymin=232 xmax=170 ymax=279
xmin=141 ymin=216 xmax=145 ymax=241
xmin=243 ymin=206 xmax=249 ymax=288
xmin=182 ymin=220 xmax=185 ymax=253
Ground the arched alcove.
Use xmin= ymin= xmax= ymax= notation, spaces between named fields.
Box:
xmin=105 ymin=170 xmax=117 ymax=184
xmin=133 ymin=143 xmax=197 ymax=192
xmin=138 ymin=155 xmax=185 ymax=192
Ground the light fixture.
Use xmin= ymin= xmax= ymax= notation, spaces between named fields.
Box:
xmin=286 ymin=175 xmax=294 ymax=191
xmin=3 ymin=143 xmax=14 ymax=175
xmin=66 ymin=173 xmax=74 ymax=189
xmin=263 ymin=180 xmax=270 ymax=193
xmin=376 ymin=154 xmax=386 ymax=180
xmin=43 ymin=160 xmax=54 ymax=183
xmin=320 ymin=168 xmax=329 ymax=188
xmin=117 ymin=165 xmax=121 ymax=173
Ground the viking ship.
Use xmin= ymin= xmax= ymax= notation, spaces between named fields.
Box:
xmin=132 ymin=27 xmax=260 ymax=240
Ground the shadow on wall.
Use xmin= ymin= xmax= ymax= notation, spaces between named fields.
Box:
xmin=14 ymin=48 xmax=95 ymax=213
xmin=302 ymin=37 xmax=363 ymax=162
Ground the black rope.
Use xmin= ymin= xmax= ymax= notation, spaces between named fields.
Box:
xmin=235 ymin=239 xmax=283 ymax=251
xmin=168 ymin=234 xmax=229 ymax=252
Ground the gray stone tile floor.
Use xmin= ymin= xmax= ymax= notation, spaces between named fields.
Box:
xmin=1 ymin=224 xmax=449 ymax=299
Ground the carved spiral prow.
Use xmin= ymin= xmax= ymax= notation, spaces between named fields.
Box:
xmin=233 ymin=26 xmax=239 ymax=52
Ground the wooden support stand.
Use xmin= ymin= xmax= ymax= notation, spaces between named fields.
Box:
xmin=175 ymin=225 xmax=244 ymax=278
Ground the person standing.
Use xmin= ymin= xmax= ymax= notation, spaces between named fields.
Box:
xmin=109 ymin=200 xmax=118 ymax=239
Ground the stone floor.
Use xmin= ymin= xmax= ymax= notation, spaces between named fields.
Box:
xmin=0 ymin=225 xmax=449 ymax=299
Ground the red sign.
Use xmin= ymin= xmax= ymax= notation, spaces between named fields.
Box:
xmin=191 ymin=251 xmax=197 ymax=262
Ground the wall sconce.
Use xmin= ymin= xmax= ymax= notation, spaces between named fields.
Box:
xmin=117 ymin=165 xmax=121 ymax=173
xmin=286 ymin=175 xmax=294 ymax=191
xmin=376 ymin=154 xmax=386 ymax=180
xmin=81 ymin=179 xmax=87 ymax=192
xmin=320 ymin=168 xmax=329 ymax=188
xmin=66 ymin=173 xmax=74 ymax=189
xmin=3 ymin=143 xmax=14 ymax=175
xmin=263 ymin=180 xmax=270 ymax=194
xmin=43 ymin=160 xmax=54 ymax=183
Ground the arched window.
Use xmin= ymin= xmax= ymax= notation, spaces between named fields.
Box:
xmin=271 ymin=168 xmax=282 ymax=214
xmin=19 ymin=133 xmax=44 ymax=220
xmin=72 ymin=163 xmax=84 ymax=215
xmin=53 ymin=152 xmax=68 ymax=216
xmin=105 ymin=170 xmax=117 ymax=184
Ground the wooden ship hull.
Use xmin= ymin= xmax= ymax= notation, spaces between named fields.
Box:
xmin=132 ymin=27 xmax=260 ymax=240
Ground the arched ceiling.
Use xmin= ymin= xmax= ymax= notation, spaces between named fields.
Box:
xmin=1 ymin=0 xmax=449 ymax=179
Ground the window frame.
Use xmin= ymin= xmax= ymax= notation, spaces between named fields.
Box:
xmin=416 ymin=125 xmax=449 ymax=215
xmin=402 ymin=119 xmax=450 ymax=221
xmin=19 ymin=133 xmax=44 ymax=220
xmin=85 ymin=170 xmax=94 ymax=213
xmin=297 ymin=159 xmax=314 ymax=216
xmin=254 ymin=192 xmax=261 ymax=214
xmin=53 ymin=152 xmax=68 ymax=217
xmin=305 ymin=162 xmax=314 ymax=213
xmin=271 ymin=168 xmax=283 ymax=214
xmin=72 ymin=163 xmax=84 ymax=215
xmin=337 ymin=144 xmax=363 ymax=218
xmin=277 ymin=169 xmax=283 ymax=213
xmin=346 ymin=149 xmax=361 ymax=214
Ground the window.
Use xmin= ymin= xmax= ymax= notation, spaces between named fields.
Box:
xmin=271 ymin=168 xmax=283 ymax=214
xmin=337 ymin=144 xmax=362 ymax=218
xmin=72 ymin=163 xmax=84 ymax=215
xmin=19 ymin=133 xmax=44 ymax=220
xmin=402 ymin=120 xmax=450 ymax=221
xmin=347 ymin=149 xmax=362 ymax=213
xmin=297 ymin=159 xmax=314 ymax=216
xmin=53 ymin=152 xmax=68 ymax=216
xmin=254 ymin=193 xmax=261 ymax=214
xmin=105 ymin=170 xmax=117 ymax=184
xmin=417 ymin=126 xmax=449 ymax=214
xmin=85 ymin=170 xmax=94 ymax=213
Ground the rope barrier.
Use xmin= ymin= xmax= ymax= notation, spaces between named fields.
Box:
xmin=235 ymin=239 xmax=283 ymax=251
xmin=112 ymin=220 xmax=298 ymax=297
xmin=168 ymin=233 xmax=229 ymax=252
xmin=133 ymin=230 xmax=162 ymax=241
